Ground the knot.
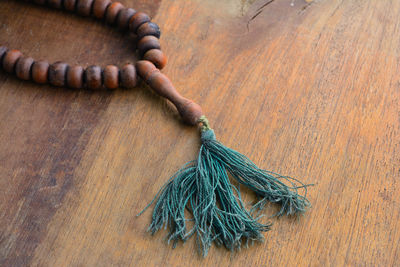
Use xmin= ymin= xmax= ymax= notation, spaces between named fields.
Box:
xmin=197 ymin=115 xmax=212 ymax=132
xmin=201 ymin=129 xmax=216 ymax=142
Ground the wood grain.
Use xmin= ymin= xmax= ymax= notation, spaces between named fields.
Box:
xmin=0 ymin=0 xmax=399 ymax=266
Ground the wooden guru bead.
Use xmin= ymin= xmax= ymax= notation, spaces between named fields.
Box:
xmin=136 ymin=60 xmax=203 ymax=125
xmin=103 ymin=65 xmax=119 ymax=89
xmin=137 ymin=22 xmax=161 ymax=39
xmin=32 ymin=60 xmax=50 ymax=84
xmin=137 ymin=35 xmax=160 ymax=56
xmin=15 ymin=56 xmax=34 ymax=80
xmin=67 ymin=65 xmax=84 ymax=89
xmin=120 ymin=63 xmax=137 ymax=88
xmin=49 ymin=61 xmax=69 ymax=87
xmin=85 ymin=65 xmax=102 ymax=89
xmin=92 ymin=0 xmax=111 ymax=19
xmin=117 ymin=8 xmax=136 ymax=29
xmin=105 ymin=2 xmax=124 ymax=25
xmin=129 ymin=12 xmax=150 ymax=33
xmin=3 ymin=50 xmax=23 ymax=74
xmin=143 ymin=49 xmax=167 ymax=70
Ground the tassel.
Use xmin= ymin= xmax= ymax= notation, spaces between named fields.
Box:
xmin=138 ymin=116 xmax=311 ymax=256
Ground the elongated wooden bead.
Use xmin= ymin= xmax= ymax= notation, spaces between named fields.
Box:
xmin=137 ymin=36 xmax=160 ymax=56
xmin=120 ymin=64 xmax=137 ymax=88
xmin=117 ymin=8 xmax=136 ymax=29
xmin=137 ymin=22 xmax=161 ymax=39
xmin=93 ymin=0 xmax=111 ymax=19
xmin=143 ymin=49 xmax=167 ymax=70
xmin=77 ymin=0 xmax=94 ymax=16
xmin=85 ymin=65 xmax=102 ymax=89
xmin=49 ymin=61 xmax=69 ymax=87
xmin=103 ymin=65 xmax=119 ymax=89
xmin=136 ymin=60 xmax=203 ymax=125
xmin=15 ymin=56 xmax=34 ymax=80
xmin=67 ymin=65 xmax=84 ymax=89
xmin=129 ymin=12 xmax=150 ymax=33
xmin=0 ymin=46 xmax=8 ymax=64
xmin=64 ymin=0 xmax=77 ymax=11
xmin=105 ymin=2 xmax=124 ymax=25
xmin=32 ymin=60 xmax=49 ymax=84
xmin=3 ymin=50 xmax=23 ymax=74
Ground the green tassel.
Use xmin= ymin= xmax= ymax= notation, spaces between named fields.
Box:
xmin=138 ymin=117 xmax=311 ymax=256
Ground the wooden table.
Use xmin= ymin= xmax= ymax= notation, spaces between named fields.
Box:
xmin=1 ymin=0 xmax=399 ymax=266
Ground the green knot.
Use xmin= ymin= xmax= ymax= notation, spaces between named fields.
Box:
xmin=201 ymin=129 xmax=216 ymax=142
xmin=197 ymin=115 xmax=212 ymax=132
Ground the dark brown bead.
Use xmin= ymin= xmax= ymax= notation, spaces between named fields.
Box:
xmin=49 ymin=62 xmax=69 ymax=87
xmin=128 ymin=12 xmax=150 ymax=34
xmin=3 ymin=50 xmax=23 ymax=74
xmin=137 ymin=35 xmax=161 ymax=56
xmin=137 ymin=22 xmax=161 ymax=39
xmin=67 ymin=65 xmax=84 ymax=89
xmin=0 ymin=46 xmax=8 ymax=64
xmin=33 ymin=0 xmax=46 ymax=4
xmin=103 ymin=65 xmax=119 ymax=89
xmin=117 ymin=8 xmax=136 ymax=29
xmin=77 ymin=0 xmax=94 ymax=16
xmin=105 ymin=2 xmax=124 ymax=25
xmin=93 ymin=0 xmax=111 ymax=19
xmin=120 ymin=64 xmax=137 ymax=88
xmin=143 ymin=49 xmax=167 ymax=70
xmin=15 ymin=57 xmax=34 ymax=80
xmin=32 ymin=60 xmax=49 ymax=84
xmin=64 ymin=0 xmax=77 ymax=11
xmin=48 ymin=0 xmax=63 ymax=8
xmin=85 ymin=65 xmax=102 ymax=89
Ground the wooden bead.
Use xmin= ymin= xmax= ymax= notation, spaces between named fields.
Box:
xmin=47 ymin=0 xmax=63 ymax=9
xmin=103 ymin=65 xmax=119 ymax=89
xmin=92 ymin=0 xmax=111 ymax=19
xmin=49 ymin=62 xmax=69 ymax=87
xmin=137 ymin=35 xmax=160 ymax=56
xmin=136 ymin=60 xmax=203 ymax=125
xmin=15 ymin=57 xmax=34 ymax=81
xmin=120 ymin=64 xmax=137 ymax=88
xmin=105 ymin=2 xmax=124 ymax=25
xmin=128 ymin=12 xmax=150 ymax=34
xmin=85 ymin=65 xmax=102 ymax=89
xmin=64 ymin=0 xmax=77 ymax=11
xmin=32 ymin=60 xmax=49 ymax=84
xmin=67 ymin=65 xmax=84 ymax=89
xmin=117 ymin=8 xmax=136 ymax=29
xmin=0 ymin=46 xmax=8 ymax=64
xmin=77 ymin=0 xmax=94 ymax=16
xmin=3 ymin=50 xmax=23 ymax=74
xmin=33 ymin=0 xmax=46 ymax=5
xmin=143 ymin=49 xmax=167 ymax=70
xmin=137 ymin=22 xmax=161 ymax=39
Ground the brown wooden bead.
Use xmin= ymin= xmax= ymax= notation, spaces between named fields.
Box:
xmin=77 ymin=0 xmax=94 ymax=16
xmin=137 ymin=22 xmax=161 ymax=39
xmin=67 ymin=65 xmax=84 ymax=89
xmin=0 ymin=46 xmax=8 ymax=64
xmin=49 ymin=62 xmax=69 ymax=87
xmin=103 ymin=65 xmax=119 ymax=89
xmin=120 ymin=64 xmax=137 ymax=88
xmin=128 ymin=12 xmax=150 ymax=34
xmin=32 ymin=60 xmax=49 ymax=84
xmin=136 ymin=60 xmax=203 ymax=125
xmin=92 ymin=0 xmax=111 ymax=19
xmin=137 ymin=35 xmax=161 ymax=56
xmin=64 ymin=0 xmax=77 ymax=11
xmin=48 ymin=0 xmax=63 ymax=8
xmin=3 ymin=50 xmax=23 ymax=74
xmin=117 ymin=8 xmax=136 ymax=29
xmin=33 ymin=0 xmax=46 ymax=5
xmin=15 ymin=57 xmax=34 ymax=81
xmin=143 ymin=49 xmax=167 ymax=70
xmin=105 ymin=2 xmax=124 ymax=25
xmin=85 ymin=65 xmax=102 ymax=89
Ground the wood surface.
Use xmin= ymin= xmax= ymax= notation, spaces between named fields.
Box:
xmin=0 ymin=0 xmax=399 ymax=266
